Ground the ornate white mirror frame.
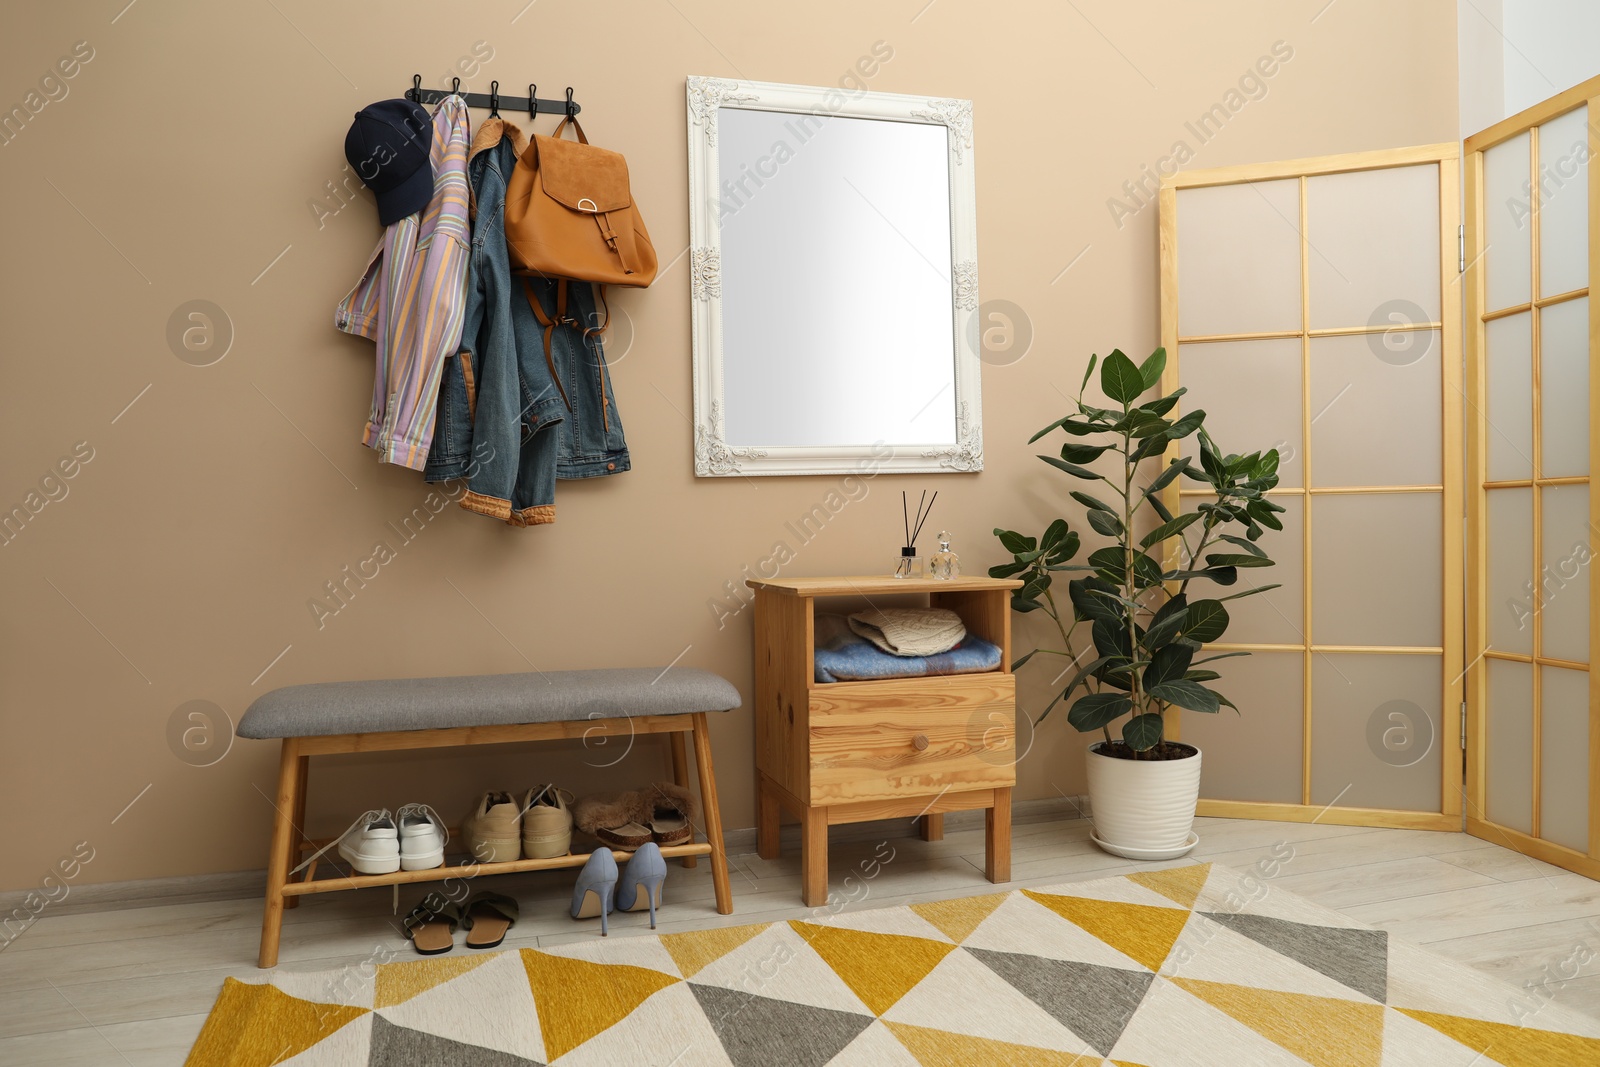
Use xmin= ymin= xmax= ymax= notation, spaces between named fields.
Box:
xmin=685 ymin=77 xmax=982 ymax=477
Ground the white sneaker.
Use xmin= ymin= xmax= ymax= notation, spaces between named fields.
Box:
xmin=396 ymin=804 xmax=448 ymax=871
xmin=336 ymin=809 xmax=400 ymax=874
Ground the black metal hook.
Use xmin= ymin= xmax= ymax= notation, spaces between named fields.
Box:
xmin=565 ymin=86 xmax=575 ymax=120
xmin=527 ymin=84 xmax=537 ymax=116
xmin=451 ymin=77 xmax=461 ymax=97
xmin=488 ymin=80 xmax=500 ymax=117
xmin=410 ymin=74 xmax=421 ymax=103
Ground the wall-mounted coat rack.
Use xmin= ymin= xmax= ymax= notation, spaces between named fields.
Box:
xmin=406 ymin=75 xmax=580 ymax=118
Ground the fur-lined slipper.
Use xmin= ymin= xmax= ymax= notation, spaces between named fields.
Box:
xmin=573 ymin=783 xmax=699 ymax=849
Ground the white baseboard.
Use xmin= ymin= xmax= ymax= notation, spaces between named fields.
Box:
xmin=0 ymin=795 xmax=1089 ymax=918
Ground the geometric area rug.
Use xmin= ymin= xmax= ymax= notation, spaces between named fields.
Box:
xmin=185 ymin=863 xmax=1600 ymax=1065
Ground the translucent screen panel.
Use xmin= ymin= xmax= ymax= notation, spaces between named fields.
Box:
xmin=1181 ymin=651 xmax=1302 ymax=804
xmin=1176 ymin=181 xmax=1303 ymax=337
xmin=1486 ymin=487 xmax=1535 ymax=656
xmin=1183 ymin=495 xmax=1303 ymax=645
xmin=1311 ymin=493 xmax=1443 ymax=647
xmin=1540 ymin=297 xmax=1590 ymax=478
xmin=1483 ymin=131 xmax=1533 ymax=312
xmin=1539 ymin=105 xmax=1590 ymax=298
xmin=1486 ymin=657 xmax=1535 ymax=834
xmin=1307 ymin=165 xmax=1441 ymax=331
xmin=1540 ymin=484 xmax=1591 ymax=664
xmin=1309 ymin=332 xmax=1442 ymax=488
xmin=1179 ymin=339 xmax=1304 ymax=487
xmin=1540 ymin=665 xmax=1591 ymax=853
xmin=1486 ymin=311 xmax=1534 ymax=482
xmin=1310 ymin=653 xmax=1442 ymax=811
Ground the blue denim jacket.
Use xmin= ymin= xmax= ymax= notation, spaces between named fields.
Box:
xmin=425 ymin=119 xmax=629 ymax=523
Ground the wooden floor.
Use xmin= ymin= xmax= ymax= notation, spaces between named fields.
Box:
xmin=4 ymin=813 xmax=1599 ymax=1065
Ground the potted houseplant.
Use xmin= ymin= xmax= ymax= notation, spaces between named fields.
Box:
xmin=992 ymin=347 xmax=1282 ymax=859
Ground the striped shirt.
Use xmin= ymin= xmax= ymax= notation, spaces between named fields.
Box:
xmin=335 ymin=95 xmax=471 ymax=471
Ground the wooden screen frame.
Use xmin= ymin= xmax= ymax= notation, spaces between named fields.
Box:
xmin=1158 ymin=143 xmax=1464 ymax=832
xmin=1464 ymin=75 xmax=1600 ymax=880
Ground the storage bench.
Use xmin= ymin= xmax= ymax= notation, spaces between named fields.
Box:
xmin=239 ymin=667 xmax=740 ymax=967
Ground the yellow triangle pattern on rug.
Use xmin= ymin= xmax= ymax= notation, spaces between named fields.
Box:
xmin=1023 ymin=890 xmax=1190 ymax=972
xmin=884 ymin=1020 xmax=1105 ymax=1066
xmin=519 ymin=948 xmax=680 ymax=1061
xmin=659 ymin=921 xmax=770 ymax=978
xmin=373 ymin=951 xmax=493 ymax=1009
xmin=183 ymin=978 xmax=366 ymax=1067
xmin=790 ymin=920 xmax=956 ymax=1015
xmin=1170 ymin=978 xmax=1384 ymax=1067
xmin=1396 ymin=1007 xmax=1600 ymax=1066
xmin=910 ymin=892 xmax=1007 ymax=944
xmin=1126 ymin=863 xmax=1211 ymax=909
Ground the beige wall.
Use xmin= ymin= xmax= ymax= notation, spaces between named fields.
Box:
xmin=0 ymin=0 xmax=1459 ymax=890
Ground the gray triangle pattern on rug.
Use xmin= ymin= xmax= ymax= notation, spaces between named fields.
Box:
xmin=367 ymin=1014 xmax=545 ymax=1067
xmin=965 ymin=946 xmax=1153 ymax=1056
xmin=1202 ymin=911 xmax=1389 ymax=1002
xmin=689 ymin=982 xmax=874 ymax=1067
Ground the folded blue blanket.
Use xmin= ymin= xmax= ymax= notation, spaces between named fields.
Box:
xmin=813 ymin=612 xmax=1003 ymax=683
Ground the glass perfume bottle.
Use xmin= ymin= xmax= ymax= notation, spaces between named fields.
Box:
xmin=893 ymin=547 xmax=923 ymax=579
xmin=928 ymin=531 xmax=960 ymax=580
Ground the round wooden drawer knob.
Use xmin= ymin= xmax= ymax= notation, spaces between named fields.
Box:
xmin=912 ymin=733 xmax=930 ymax=751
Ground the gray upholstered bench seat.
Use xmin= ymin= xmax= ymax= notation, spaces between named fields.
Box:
xmin=239 ymin=667 xmax=742 ymax=739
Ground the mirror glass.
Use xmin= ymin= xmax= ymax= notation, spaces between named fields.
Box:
xmin=718 ymin=109 xmax=956 ymax=448
xmin=687 ymin=78 xmax=980 ymax=476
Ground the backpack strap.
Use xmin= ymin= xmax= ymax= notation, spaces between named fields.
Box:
xmin=520 ymin=277 xmax=574 ymax=414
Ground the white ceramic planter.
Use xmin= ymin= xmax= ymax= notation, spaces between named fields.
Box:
xmin=1085 ymin=741 xmax=1202 ymax=860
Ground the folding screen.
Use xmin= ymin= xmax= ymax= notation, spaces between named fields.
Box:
xmin=1465 ymin=78 xmax=1600 ymax=880
xmin=1158 ymin=145 xmax=1463 ymax=832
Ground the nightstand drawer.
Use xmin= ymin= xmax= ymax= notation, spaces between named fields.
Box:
xmin=807 ymin=674 xmax=1016 ymax=803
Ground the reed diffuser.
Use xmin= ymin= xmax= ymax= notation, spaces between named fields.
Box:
xmin=893 ymin=490 xmax=937 ymax=578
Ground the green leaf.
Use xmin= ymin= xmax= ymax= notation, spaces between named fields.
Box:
xmin=988 ymin=560 xmax=1030 ymax=578
xmin=1164 ymin=409 xmax=1205 ymax=440
xmin=1087 ymin=510 xmax=1124 ymax=537
xmin=1204 ymin=553 xmax=1276 ymax=569
xmin=1101 ymin=350 xmax=1146 ymax=404
xmin=1129 ymin=435 xmax=1172 ymax=464
xmin=1047 ymin=532 xmax=1082 ymax=565
xmin=1147 ymin=679 xmax=1220 ymax=712
xmin=1192 ymin=651 xmax=1253 ymax=666
xmin=1145 ymin=458 xmax=1191 ymax=497
xmin=1067 ymin=692 xmax=1133 ymax=732
xmin=1140 ymin=511 xmax=1203 ymax=549
xmin=1091 ymin=617 xmax=1132 ymax=659
xmin=994 ymin=528 xmax=1035 ymax=555
xmin=1138 ymin=347 xmax=1168 ymax=390
xmin=1039 ymin=455 xmax=1104 ymax=480
xmin=1216 ymin=692 xmax=1240 ymax=714
xmin=1079 ymin=352 xmax=1099 ymax=394
xmin=1071 ymin=491 xmax=1117 ymax=513
xmin=1142 ymin=593 xmax=1190 ymax=649
xmin=1070 ymin=578 xmax=1124 ymax=625
xmin=1184 ymin=600 xmax=1230 ymax=643
xmin=1143 ymin=643 xmax=1195 ymax=689
xmin=1184 ymin=669 xmax=1222 ymax=682
xmin=1216 ymin=583 xmax=1281 ymax=602
xmin=1011 ymin=594 xmax=1043 ymax=613
xmin=1148 ymin=493 xmax=1175 ymax=523
xmin=1139 ymin=392 xmax=1183 ymax=417
xmin=1123 ymin=712 xmax=1165 ymax=751
xmin=1217 ymin=533 xmax=1267 ymax=558
xmin=1012 ymin=649 xmax=1039 ymax=670
xmin=1060 ymin=442 xmax=1113 ymax=464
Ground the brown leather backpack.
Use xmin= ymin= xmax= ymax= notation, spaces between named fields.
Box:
xmin=504 ymin=118 xmax=657 ymax=288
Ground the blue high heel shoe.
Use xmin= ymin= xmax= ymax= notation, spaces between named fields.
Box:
xmin=616 ymin=842 xmax=667 ymax=929
xmin=571 ymin=848 xmax=619 ymax=936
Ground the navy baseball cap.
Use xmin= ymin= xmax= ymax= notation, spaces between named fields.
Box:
xmin=344 ymin=98 xmax=434 ymax=225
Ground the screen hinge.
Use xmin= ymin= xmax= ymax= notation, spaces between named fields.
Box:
xmin=1459 ymin=225 xmax=1466 ymax=274
xmin=1460 ymin=701 xmax=1468 ymax=749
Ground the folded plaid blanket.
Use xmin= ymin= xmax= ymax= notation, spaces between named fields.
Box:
xmin=813 ymin=612 xmax=1002 ymax=683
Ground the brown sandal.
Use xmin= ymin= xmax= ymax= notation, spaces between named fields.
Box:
xmin=573 ymin=783 xmax=698 ymax=849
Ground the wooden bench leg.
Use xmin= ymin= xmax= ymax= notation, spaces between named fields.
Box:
xmin=669 ymin=731 xmax=697 ymax=869
xmin=757 ymin=778 xmax=781 ymax=860
xmin=691 ymin=713 xmax=733 ymax=915
xmin=801 ymin=806 xmax=828 ymax=907
xmin=986 ymin=786 xmax=1012 ymax=884
xmin=259 ymin=739 xmax=302 ymax=968
xmin=283 ymin=754 xmax=309 ymax=910
xmin=919 ymin=813 xmax=944 ymax=842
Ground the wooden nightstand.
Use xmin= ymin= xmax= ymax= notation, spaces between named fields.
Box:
xmin=746 ymin=575 xmax=1023 ymax=906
